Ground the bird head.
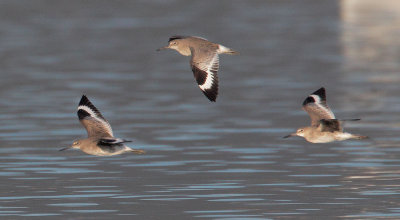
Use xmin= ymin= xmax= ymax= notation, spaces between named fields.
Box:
xmin=283 ymin=127 xmax=307 ymax=138
xmin=157 ymin=36 xmax=186 ymax=52
xmin=59 ymin=140 xmax=82 ymax=151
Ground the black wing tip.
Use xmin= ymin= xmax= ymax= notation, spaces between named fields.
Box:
xmin=169 ymin=35 xmax=186 ymax=42
xmin=341 ymin=118 xmax=361 ymax=121
xmin=303 ymin=87 xmax=327 ymax=106
xmin=78 ymin=95 xmax=93 ymax=120
xmin=202 ymin=88 xmax=218 ymax=102
xmin=77 ymin=95 xmax=105 ymax=120
xmin=312 ymin=87 xmax=326 ymax=100
xmin=79 ymin=95 xmax=91 ymax=106
xmin=322 ymin=118 xmax=362 ymax=123
xmin=205 ymin=93 xmax=217 ymax=102
xmin=320 ymin=119 xmax=339 ymax=122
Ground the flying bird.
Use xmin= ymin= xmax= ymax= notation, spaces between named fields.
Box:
xmin=157 ymin=36 xmax=238 ymax=102
xmin=284 ymin=87 xmax=367 ymax=143
xmin=60 ymin=95 xmax=145 ymax=156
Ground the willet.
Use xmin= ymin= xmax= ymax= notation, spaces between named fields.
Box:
xmin=283 ymin=87 xmax=367 ymax=143
xmin=60 ymin=95 xmax=145 ymax=156
xmin=157 ymin=36 xmax=238 ymax=102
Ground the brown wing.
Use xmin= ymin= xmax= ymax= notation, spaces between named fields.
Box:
xmin=77 ymin=95 xmax=114 ymax=138
xmin=190 ymin=47 xmax=219 ymax=102
xmin=318 ymin=119 xmax=342 ymax=132
xmin=302 ymin=87 xmax=335 ymax=127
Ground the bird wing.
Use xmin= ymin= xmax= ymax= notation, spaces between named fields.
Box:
xmin=191 ymin=36 xmax=208 ymax=41
xmin=77 ymin=95 xmax=114 ymax=138
xmin=302 ymin=87 xmax=335 ymax=127
xmin=98 ymin=137 xmax=132 ymax=146
xmin=318 ymin=119 xmax=342 ymax=132
xmin=190 ymin=47 xmax=219 ymax=102
xmin=96 ymin=138 xmax=132 ymax=154
xmin=318 ymin=118 xmax=361 ymax=132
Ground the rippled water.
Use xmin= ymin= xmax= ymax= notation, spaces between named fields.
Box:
xmin=0 ymin=0 xmax=400 ymax=219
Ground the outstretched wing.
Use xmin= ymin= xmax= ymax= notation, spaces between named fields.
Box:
xmin=302 ymin=87 xmax=335 ymax=127
xmin=98 ymin=137 xmax=132 ymax=146
xmin=77 ymin=95 xmax=113 ymax=138
xmin=319 ymin=118 xmax=361 ymax=132
xmin=97 ymin=137 xmax=132 ymax=154
xmin=190 ymin=47 xmax=219 ymax=102
xmin=318 ymin=119 xmax=342 ymax=132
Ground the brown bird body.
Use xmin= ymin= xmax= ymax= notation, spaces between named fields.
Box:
xmin=284 ymin=87 xmax=367 ymax=143
xmin=60 ymin=95 xmax=145 ymax=156
xmin=157 ymin=36 xmax=237 ymax=102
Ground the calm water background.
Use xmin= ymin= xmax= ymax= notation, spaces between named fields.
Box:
xmin=0 ymin=0 xmax=399 ymax=219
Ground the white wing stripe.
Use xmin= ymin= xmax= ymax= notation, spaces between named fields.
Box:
xmin=199 ymin=54 xmax=218 ymax=91
xmin=199 ymin=71 xmax=214 ymax=90
xmin=309 ymin=95 xmax=335 ymax=118
xmin=78 ymin=105 xmax=97 ymax=118
xmin=78 ymin=105 xmax=114 ymax=136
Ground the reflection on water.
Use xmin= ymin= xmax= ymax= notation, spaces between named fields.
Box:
xmin=341 ymin=0 xmax=400 ymax=77
xmin=0 ymin=0 xmax=399 ymax=219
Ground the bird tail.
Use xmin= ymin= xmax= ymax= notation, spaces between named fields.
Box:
xmin=339 ymin=119 xmax=366 ymax=140
xmin=218 ymin=45 xmax=239 ymax=55
xmin=130 ymin=149 xmax=145 ymax=154
xmin=351 ymin=134 xmax=368 ymax=140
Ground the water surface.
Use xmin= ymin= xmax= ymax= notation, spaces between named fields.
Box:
xmin=0 ymin=0 xmax=399 ymax=219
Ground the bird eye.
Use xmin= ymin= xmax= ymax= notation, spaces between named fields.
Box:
xmin=73 ymin=141 xmax=78 ymax=145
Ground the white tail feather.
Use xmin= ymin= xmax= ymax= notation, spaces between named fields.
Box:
xmin=218 ymin=45 xmax=238 ymax=55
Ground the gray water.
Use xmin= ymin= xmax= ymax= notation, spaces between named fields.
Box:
xmin=0 ymin=0 xmax=400 ymax=219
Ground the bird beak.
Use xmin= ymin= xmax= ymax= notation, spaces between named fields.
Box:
xmin=59 ymin=146 xmax=72 ymax=151
xmin=156 ymin=46 xmax=168 ymax=51
xmin=283 ymin=133 xmax=296 ymax=138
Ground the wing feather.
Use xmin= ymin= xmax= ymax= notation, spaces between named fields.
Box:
xmin=318 ymin=119 xmax=342 ymax=132
xmin=190 ymin=47 xmax=219 ymax=102
xmin=77 ymin=95 xmax=114 ymax=138
xmin=302 ymin=87 xmax=335 ymax=127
